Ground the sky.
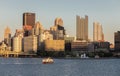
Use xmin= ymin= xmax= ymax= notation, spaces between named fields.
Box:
xmin=0 ymin=0 xmax=120 ymax=44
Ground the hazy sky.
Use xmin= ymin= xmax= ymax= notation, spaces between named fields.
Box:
xmin=0 ymin=0 xmax=120 ymax=44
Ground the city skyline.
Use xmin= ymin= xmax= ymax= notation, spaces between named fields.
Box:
xmin=0 ymin=0 xmax=120 ymax=44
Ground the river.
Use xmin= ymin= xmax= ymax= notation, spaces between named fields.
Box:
xmin=0 ymin=58 xmax=119 ymax=76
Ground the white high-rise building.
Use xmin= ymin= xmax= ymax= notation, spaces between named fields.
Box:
xmin=34 ymin=21 xmax=44 ymax=35
xmin=12 ymin=37 xmax=22 ymax=52
xmin=93 ymin=22 xmax=104 ymax=42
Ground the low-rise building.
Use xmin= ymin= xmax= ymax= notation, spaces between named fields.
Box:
xmin=71 ymin=41 xmax=88 ymax=52
xmin=64 ymin=37 xmax=75 ymax=51
xmin=0 ymin=42 xmax=7 ymax=51
xmin=44 ymin=40 xmax=64 ymax=51
xmin=93 ymin=41 xmax=110 ymax=52
xmin=88 ymin=43 xmax=94 ymax=52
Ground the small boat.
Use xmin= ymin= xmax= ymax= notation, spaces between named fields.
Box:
xmin=81 ymin=53 xmax=89 ymax=59
xmin=42 ymin=57 xmax=54 ymax=64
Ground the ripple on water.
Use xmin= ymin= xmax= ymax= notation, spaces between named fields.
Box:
xmin=0 ymin=58 xmax=119 ymax=76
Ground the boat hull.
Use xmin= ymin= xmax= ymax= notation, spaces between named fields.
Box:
xmin=42 ymin=57 xmax=54 ymax=64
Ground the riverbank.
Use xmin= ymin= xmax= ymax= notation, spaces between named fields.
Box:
xmin=0 ymin=51 xmax=120 ymax=58
xmin=0 ymin=55 xmax=120 ymax=59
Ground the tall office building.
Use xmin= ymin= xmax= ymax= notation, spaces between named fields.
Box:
xmin=76 ymin=15 xmax=88 ymax=41
xmin=93 ymin=22 xmax=104 ymax=42
xmin=114 ymin=31 xmax=120 ymax=51
xmin=4 ymin=26 xmax=11 ymax=47
xmin=4 ymin=26 xmax=11 ymax=39
xmin=34 ymin=21 xmax=44 ymax=35
xmin=23 ymin=12 xmax=35 ymax=36
xmin=54 ymin=17 xmax=63 ymax=26
xmin=23 ymin=12 xmax=35 ymax=27
xmin=50 ymin=17 xmax=65 ymax=40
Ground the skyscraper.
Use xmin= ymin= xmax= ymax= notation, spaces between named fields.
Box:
xmin=76 ymin=15 xmax=88 ymax=41
xmin=4 ymin=26 xmax=11 ymax=39
xmin=50 ymin=17 xmax=66 ymax=40
xmin=34 ymin=21 xmax=44 ymax=35
xmin=93 ymin=22 xmax=104 ymax=42
xmin=23 ymin=12 xmax=35 ymax=27
xmin=54 ymin=17 xmax=63 ymax=26
xmin=114 ymin=31 xmax=120 ymax=51
xmin=4 ymin=26 xmax=11 ymax=47
xmin=23 ymin=12 xmax=35 ymax=36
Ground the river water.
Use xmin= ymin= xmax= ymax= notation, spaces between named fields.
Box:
xmin=0 ymin=58 xmax=119 ymax=76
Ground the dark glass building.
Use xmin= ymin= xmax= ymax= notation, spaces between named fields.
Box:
xmin=115 ymin=31 xmax=120 ymax=51
xmin=23 ymin=12 xmax=35 ymax=36
xmin=23 ymin=12 xmax=35 ymax=28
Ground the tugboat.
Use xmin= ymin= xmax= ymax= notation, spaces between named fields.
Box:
xmin=42 ymin=57 xmax=54 ymax=64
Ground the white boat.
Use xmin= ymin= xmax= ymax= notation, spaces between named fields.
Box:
xmin=81 ymin=53 xmax=89 ymax=58
xmin=42 ymin=57 xmax=54 ymax=64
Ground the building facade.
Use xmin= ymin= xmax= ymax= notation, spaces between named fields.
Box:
xmin=93 ymin=22 xmax=104 ymax=42
xmin=50 ymin=17 xmax=66 ymax=40
xmin=93 ymin=42 xmax=110 ymax=52
xmin=64 ymin=37 xmax=75 ymax=51
xmin=0 ymin=42 xmax=7 ymax=51
xmin=54 ymin=17 xmax=63 ymax=26
xmin=115 ymin=31 xmax=120 ymax=51
xmin=71 ymin=41 xmax=88 ymax=52
xmin=50 ymin=25 xmax=65 ymax=40
xmin=44 ymin=40 xmax=64 ymax=51
xmin=14 ymin=29 xmax=24 ymax=38
xmin=12 ymin=37 xmax=22 ymax=52
xmin=4 ymin=26 xmax=11 ymax=48
xmin=37 ymin=30 xmax=53 ymax=51
xmin=23 ymin=12 xmax=35 ymax=36
xmin=23 ymin=12 xmax=35 ymax=27
xmin=34 ymin=21 xmax=44 ymax=35
xmin=23 ymin=35 xmax=37 ymax=53
xmin=76 ymin=15 xmax=88 ymax=41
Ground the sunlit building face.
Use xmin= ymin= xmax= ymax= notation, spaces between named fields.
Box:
xmin=76 ymin=15 xmax=88 ymax=41
xmin=93 ymin=22 xmax=104 ymax=42
xmin=54 ymin=18 xmax=63 ymax=26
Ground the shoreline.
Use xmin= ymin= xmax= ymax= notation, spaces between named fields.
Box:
xmin=0 ymin=56 xmax=119 ymax=59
